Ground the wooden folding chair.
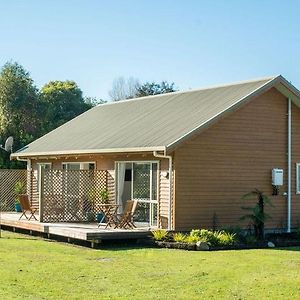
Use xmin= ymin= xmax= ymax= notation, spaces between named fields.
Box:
xmin=114 ymin=200 xmax=138 ymax=229
xmin=18 ymin=195 xmax=38 ymax=221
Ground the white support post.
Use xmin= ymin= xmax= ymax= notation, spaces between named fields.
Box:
xmin=39 ymin=168 xmax=44 ymax=223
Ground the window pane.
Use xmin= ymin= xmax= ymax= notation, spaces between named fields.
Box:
xmin=133 ymin=202 xmax=150 ymax=223
xmin=151 ymin=203 xmax=158 ymax=226
xmin=63 ymin=163 xmax=80 ymax=170
xmin=133 ymin=163 xmax=150 ymax=200
xmin=81 ymin=163 xmax=95 ymax=170
xmin=298 ymin=165 xmax=300 ymax=192
xmin=151 ymin=163 xmax=158 ymax=200
xmin=68 ymin=164 xmax=80 ymax=170
xmin=88 ymin=163 xmax=95 ymax=170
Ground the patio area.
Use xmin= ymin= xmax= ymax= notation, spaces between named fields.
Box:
xmin=0 ymin=168 xmax=159 ymax=245
xmin=0 ymin=212 xmax=151 ymax=245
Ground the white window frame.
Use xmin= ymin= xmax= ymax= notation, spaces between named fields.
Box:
xmin=62 ymin=161 xmax=96 ymax=170
xmin=296 ymin=163 xmax=300 ymax=194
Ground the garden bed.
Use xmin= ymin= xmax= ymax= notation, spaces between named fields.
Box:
xmin=155 ymin=240 xmax=300 ymax=251
xmin=152 ymin=229 xmax=300 ymax=251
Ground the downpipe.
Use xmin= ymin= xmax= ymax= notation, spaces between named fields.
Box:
xmin=287 ymin=98 xmax=291 ymax=233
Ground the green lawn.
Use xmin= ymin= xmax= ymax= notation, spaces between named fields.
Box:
xmin=0 ymin=231 xmax=300 ymax=300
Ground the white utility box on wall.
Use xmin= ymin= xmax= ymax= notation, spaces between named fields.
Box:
xmin=272 ymin=168 xmax=283 ymax=186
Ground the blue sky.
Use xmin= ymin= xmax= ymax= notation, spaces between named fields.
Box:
xmin=0 ymin=0 xmax=299 ymax=100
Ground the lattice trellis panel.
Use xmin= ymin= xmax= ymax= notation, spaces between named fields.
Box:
xmin=0 ymin=169 xmax=27 ymax=211
xmin=41 ymin=169 xmax=109 ymax=222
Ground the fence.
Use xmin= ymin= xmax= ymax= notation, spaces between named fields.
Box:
xmin=0 ymin=169 xmax=28 ymax=211
xmin=40 ymin=169 xmax=113 ymax=222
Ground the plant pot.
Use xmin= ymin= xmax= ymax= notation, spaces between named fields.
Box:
xmin=96 ymin=213 xmax=105 ymax=223
xmin=86 ymin=211 xmax=95 ymax=222
xmin=15 ymin=203 xmax=22 ymax=212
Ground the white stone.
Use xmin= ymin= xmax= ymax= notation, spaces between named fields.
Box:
xmin=196 ymin=241 xmax=210 ymax=251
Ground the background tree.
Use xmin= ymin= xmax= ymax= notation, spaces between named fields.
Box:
xmin=109 ymin=77 xmax=140 ymax=101
xmin=109 ymin=77 xmax=177 ymax=101
xmin=0 ymin=62 xmax=41 ymax=168
xmin=84 ymin=96 xmax=106 ymax=107
xmin=40 ymin=81 xmax=91 ymax=132
xmin=135 ymin=81 xmax=176 ymax=97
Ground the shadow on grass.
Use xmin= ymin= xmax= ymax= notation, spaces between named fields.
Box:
xmin=93 ymin=238 xmax=156 ymax=251
xmin=269 ymin=247 xmax=300 ymax=252
xmin=0 ymin=236 xmax=39 ymax=241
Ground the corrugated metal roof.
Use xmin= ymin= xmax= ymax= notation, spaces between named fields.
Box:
xmin=13 ymin=76 xmax=284 ymax=157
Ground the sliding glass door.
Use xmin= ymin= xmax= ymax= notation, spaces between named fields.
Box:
xmin=117 ymin=161 xmax=158 ymax=227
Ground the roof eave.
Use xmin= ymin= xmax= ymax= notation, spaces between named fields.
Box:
xmin=11 ymin=146 xmax=166 ymax=159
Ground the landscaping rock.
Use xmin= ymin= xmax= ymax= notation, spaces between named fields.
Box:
xmin=267 ymin=241 xmax=275 ymax=248
xmin=155 ymin=241 xmax=196 ymax=250
xmin=196 ymin=241 xmax=210 ymax=251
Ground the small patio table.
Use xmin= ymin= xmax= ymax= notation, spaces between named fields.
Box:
xmin=97 ymin=204 xmax=121 ymax=229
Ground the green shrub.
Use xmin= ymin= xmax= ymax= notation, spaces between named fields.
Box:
xmin=190 ymin=229 xmax=219 ymax=246
xmin=188 ymin=229 xmax=236 ymax=246
xmin=245 ymin=235 xmax=257 ymax=245
xmin=185 ymin=235 xmax=209 ymax=244
xmin=152 ymin=230 xmax=168 ymax=241
xmin=173 ymin=232 xmax=187 ymax=243
xmin=214 ymin=231 xmax=236 ymax=246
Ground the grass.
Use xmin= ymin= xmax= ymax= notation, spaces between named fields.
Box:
xmin=1 ymin=231 xmax=300 ymax=299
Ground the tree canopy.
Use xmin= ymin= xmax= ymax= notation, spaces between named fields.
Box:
xmin=0 ymin=63 xmax=96 ymax=168
xmin=135 ymin=81 xmax=176 ymax=98
xmin=109 ymin=77 xmax=177 ymax=101
xmin=0 ymin=62 xmax=41 ymax=168
xmin=109 ymin=77 xmax=140 ymax=101
xmin=40 ymin=80 xmax=91 ymax=132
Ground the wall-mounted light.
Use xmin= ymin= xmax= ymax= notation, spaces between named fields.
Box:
xmin=162 ymin=171 xmax=169 ymax=179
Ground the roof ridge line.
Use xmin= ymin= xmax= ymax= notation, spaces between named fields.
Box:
xmin=98 ymin=75 xmax=280 ymax=106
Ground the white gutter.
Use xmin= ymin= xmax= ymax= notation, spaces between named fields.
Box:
xmin=11 ymin=146 xmax=166 ymax=159
xmin=287 ymin=97 xmax=292 ymax=233
xmin=153 ymin=150 xmax=173 ymax=230
xmin=16 ymin=156 xmax=29 ymax=164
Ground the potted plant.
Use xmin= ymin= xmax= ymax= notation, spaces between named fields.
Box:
xmin=14 ymin=181 xmax=26 ymax=212
xmin=100 ymin=189 xmax=109 ymax=204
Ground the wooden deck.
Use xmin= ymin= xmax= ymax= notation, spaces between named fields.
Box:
xmin=0 ymin=212 xmax=151 ymax=244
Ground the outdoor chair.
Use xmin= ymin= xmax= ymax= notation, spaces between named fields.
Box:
xmin=18 ymin=195 xmax=38 ymax=221
xmin=114 ymin=200 xmax=138 ymax=229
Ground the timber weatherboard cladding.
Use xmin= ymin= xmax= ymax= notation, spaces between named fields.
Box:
xmin=174 ymin=88 xmax=290 ymax=231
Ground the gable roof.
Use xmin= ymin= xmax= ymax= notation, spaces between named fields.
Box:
xmin=12 ymin=75 xmax=300 ymax=158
